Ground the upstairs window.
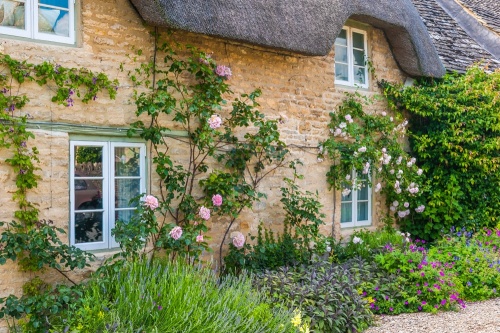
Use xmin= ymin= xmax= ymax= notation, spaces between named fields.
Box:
xmin=70 ymin=141 xmax=146 ymax=251
xmin=340 ymin=173 xmax=371 ymax=228
xmin=0 ymin=0 xmax=75 ymax=44
xmin=335 ymin=27 xmax=368 ymax=88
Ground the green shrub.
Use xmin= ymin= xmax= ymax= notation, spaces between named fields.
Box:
xmin=383 ymin=66 xmax=500 ymax=240
xmin=255 ymin=258 xmax=375 ymax=333
xmin=224 ymin=173 xmax=326 ymax=274
xmin=331 ymin=226 xmax=407 ymax=263
xmin=428 ymin=226 xmax=500 ymax=301
xmin=370 ymin=244 xmax=463 ymax=314
xmin=54 ymin=259 xmax=295 ymax=333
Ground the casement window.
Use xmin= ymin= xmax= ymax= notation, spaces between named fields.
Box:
xmin=0 ymin=0 xmax=75 ymax=44
xmin=334 ymin=27 xmax=369 ymax=88
xmin=70 ymin=141 xmax=146 ymax=250
xmin=340 ymin=173 xmax=371 ymax=228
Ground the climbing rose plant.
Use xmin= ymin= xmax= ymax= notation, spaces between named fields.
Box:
xmin=114 ymin=37 xmax=289 ymax=264
xmin=319 ymin=93 xmax=426 ymax=226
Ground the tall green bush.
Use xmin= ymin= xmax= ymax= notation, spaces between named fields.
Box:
xmin=383 ymin=66 xmax=500 ymax=240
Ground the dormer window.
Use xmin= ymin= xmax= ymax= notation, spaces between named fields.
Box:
xmin=334 ymin=27 xmax=368 ymax=88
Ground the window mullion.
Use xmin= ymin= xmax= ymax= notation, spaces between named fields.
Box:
xmin=108 ymin=142 xmax=115 ymax=248
xmin=348 ymin=28 xmax=354 ymax=86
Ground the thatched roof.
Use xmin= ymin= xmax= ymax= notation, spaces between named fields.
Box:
xmin=129 ymin=0 xmax=445 ymax=78
xmin=411 ymin=0 xmax=500 ymax=72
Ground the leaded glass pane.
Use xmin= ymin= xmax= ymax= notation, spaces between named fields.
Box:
xmin=74 ymin=146 xmax=103 ymax=176
xmin=115 ymin=147 xmax=141 ymax=176
xmin=341 ymin=203 xmax=352 ymax=223
xmin=335 ymin=45 xmax=348 ymax=63
xmin=335 ymin=63 xmax=349 ymax=82
xmin=353 ymin=49 xmax=365 ymax=66
xmin=353 ymin=32 xmax=365 ymax=49
xmin=357 ymin=202 xmax=368 ymax=221
xmin=0 ymin=1 xmax=25 ymax=29
xmin=335 ymin=29 xmax=347 ymax=46
xmin=115 ymin=179 xmax=141 ymax=208
xmin=74 ymin=212 xmax=103 ymax=243
xmin=39 ymin=0 xmax=69 ymax=8
xmin=358 ymin=184 xmax=368 ymax=201
xmin=354 ymin=66 xmax=366 ymax=84
xmin=74 ymin=179 xmax=102 ymax=211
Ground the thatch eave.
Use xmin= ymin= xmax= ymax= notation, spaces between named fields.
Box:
xmin=129 ymin=0 xmax=446 ymax=78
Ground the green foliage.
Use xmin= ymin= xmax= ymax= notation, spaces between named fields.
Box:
xmin=224 ymin=171 xmax=326 ymax=274
xmin=370 ymin=244 xmax=463 ymax=314
xmin=54 ymin=259 xmax=295 ymax=333
xmin=330 ymin=226 xmax=407 ymax=263
xmin=0 ymin=283 xmax=83 ymax=331
xmin=429 ymin=227 xmax=500 ymax=301
xmin=0 ymin=53 xmax=115 ymax=329
xmin=382 ymin=66 xmax=500 ymax=240
xmin=122 ymin=36 xmax=290 ymax=264
xmin=0 ymin=220 xmax=93 ymax=272
xmin=255 ymin=258 xmax=375 ymax=333
xmin=320 ymin=92 xmax=425 ymax=232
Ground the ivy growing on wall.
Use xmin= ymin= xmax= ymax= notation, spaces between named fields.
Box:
xmin=382 ymin=66 xmax=500 ymax=240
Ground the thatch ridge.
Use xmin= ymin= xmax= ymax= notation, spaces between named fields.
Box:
xmin=129 ymin=0 xmax=445 ymax=78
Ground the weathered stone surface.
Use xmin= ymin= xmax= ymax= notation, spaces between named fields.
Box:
xmin=0 ymin=0 xmax=403 ymax=329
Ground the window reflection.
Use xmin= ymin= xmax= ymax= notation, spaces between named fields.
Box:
xmin=0 ymin=1 xmax=25 ymax=29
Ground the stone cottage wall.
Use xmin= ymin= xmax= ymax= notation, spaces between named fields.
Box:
xmin=0 ymin=0 xmax=407 ymax=329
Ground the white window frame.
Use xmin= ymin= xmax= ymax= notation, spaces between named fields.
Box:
xmin=340 ymin=172 xmax=372 ymax=228
xmin=69 ymin=140 xmax=146 ymax=251
xmin=334 ymin=26 xmax=369 ymax=89
xmin=0 ymin=0 xmax=75 ymax=44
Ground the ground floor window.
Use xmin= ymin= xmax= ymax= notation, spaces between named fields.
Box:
xmin=340 ymin=173 xmax=371 ymax=228
xmin=70 ymin=140 xmax=146 ymax=250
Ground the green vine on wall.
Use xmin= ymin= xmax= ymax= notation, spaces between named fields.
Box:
xmin=0 ymin=53 xmax=117 ymax=275
xmin=0 ymin=53 xmax=118 ymax=329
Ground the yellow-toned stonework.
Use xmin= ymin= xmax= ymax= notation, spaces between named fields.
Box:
xmin=0 ymin=1 xmax=408 ymax=330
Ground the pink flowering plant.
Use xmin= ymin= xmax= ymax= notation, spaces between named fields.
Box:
xmin=356 ymin=225 xmax=500 ymax=315
xmin=320 ymin=93 xmax=425 ymax=232
xmin=117 ymin=36 xmax=289 ymax=264
xmin=428 ymin=226 xmax=500 ymax=301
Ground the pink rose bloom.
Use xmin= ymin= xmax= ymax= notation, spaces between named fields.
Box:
xmin=215 ymin=65 xmax=232 ymax=79
xmin=196 ymin=234 xmax=204 ymax=243
xmin=199 ymin=206 xmax=211 ymax=220
xmin=232 ymin=232 xmax=245 ymax=249
xmin=212 ymin=194 xmax=223 ymax=207
xmin=208 ymin=115 xmax=222 ymax=129
xmin=169 ymin=226 xmax=183 ymax=240
xmin=144 ymin=195 xmax=159 ymax=210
